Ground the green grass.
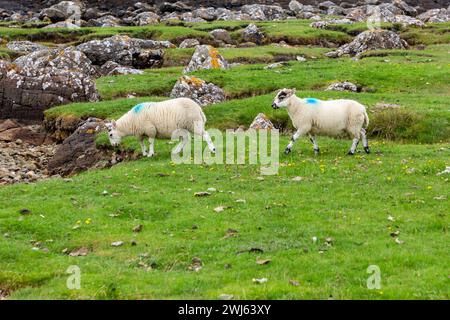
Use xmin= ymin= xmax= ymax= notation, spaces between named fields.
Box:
xmin=0 ymin=140 xmax=448 ymax=299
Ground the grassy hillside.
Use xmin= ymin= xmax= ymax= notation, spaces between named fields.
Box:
xmin=1 ymin=20 xmax=449 ymax=300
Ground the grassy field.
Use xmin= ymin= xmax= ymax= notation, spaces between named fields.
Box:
xmin=0 ymin=20 xmax=449 ymax=300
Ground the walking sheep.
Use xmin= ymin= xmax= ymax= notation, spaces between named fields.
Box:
xmin=271 ymin=88 xmax=370 ymax=155
xmin=106 ymin=98 xmax=216 ymax=156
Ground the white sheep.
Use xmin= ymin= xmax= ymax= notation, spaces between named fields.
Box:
xmin=271 ymin=88 xmax=370 ymax=155
xmin=106 ymin=98 xmax=216 ymax=156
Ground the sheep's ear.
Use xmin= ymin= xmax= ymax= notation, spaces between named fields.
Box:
xmin=289 ymin=88 xmax=296 ymax=95
xmin=112 ymin=120 xmax=117 ymax=129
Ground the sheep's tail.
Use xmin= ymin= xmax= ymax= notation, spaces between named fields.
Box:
xmin=362 ymin=108 xmax=369 ymax=128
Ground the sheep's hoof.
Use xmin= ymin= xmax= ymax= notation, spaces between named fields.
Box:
xmin=314 ymin=149 xmax=320 ymax=155
xmin=364 ymin=147 xmax=371 ymax=154
xmin=347 ymin=151 xmax=355 ymax=156
xmin=147 ymin=153 xmax=155 ymax=158
xmin=284 ymin=147 xmax=291 ymax=155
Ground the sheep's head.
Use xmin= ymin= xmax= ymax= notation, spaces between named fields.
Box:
xmin=105 ymin=120 xmax=122 ymax=146
xmin=272 ymin=88 xmax=296 ymax=109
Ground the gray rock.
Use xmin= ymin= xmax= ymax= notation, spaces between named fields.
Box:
xmin=249 ymin=113 xmax=274 ymax=130
xmin=6 ymin=41 xmax=48 ymax=53
xmin=170 ymin=75 xmax=225 ymax=107
xmin=193 ymin=7 xmax=217 ymax=21
xmin=88 ymin=14 xmax=122 ymax=27
xmin=134 ymin=11 xmax=159 ymax=26
xmin=242 ymin=24 xmax=264 ymax=45
xmin=0 ymin=60 xmax=99 ymax=120
xmin=76 ymin=35 xmax=173 ymax=67
xmin=183 ymin=45 xmax=229 ymax=73
xmin=418 ymin=8 xmax=449 ymax=23
xmin=179 ymin=38 xmax=200 ymax=48
xmin=14 ymin=47 xmax=97 ymax=76
xmin=326 ymin=30 xmax=408 ymax=58
xmin=39 ymin=1 xmax=82 ymax=22
xmin=43 ymin=21 xmax=80 ymax=29
xmin=210 ymin=29 xmax=233 ymax=44
xmin=100 ymin=61 xmax=144 ymax=76
xmin=326 ymin=81 xmax=359 ymax=92
xmin=241 ymin=4 xmax=285 ymax=21
xmin=289 ymin=1 xmax=304 ymax=14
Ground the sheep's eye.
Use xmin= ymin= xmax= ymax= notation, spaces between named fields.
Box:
xmin=109 ymin=134 xmax=113 ymax=137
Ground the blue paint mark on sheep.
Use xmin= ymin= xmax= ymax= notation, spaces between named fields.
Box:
xmin=306 ymin=98 xmax=319 ymax=104
xmin=132 ymin=103 xmax=146 ymax=113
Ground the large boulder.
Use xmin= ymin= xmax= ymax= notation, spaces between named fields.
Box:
xmin=193 ymin=7 xmax=217 ymax=21
xmin=418 ymin=8 xmax=449 ymax=23
xmin=43 ymin=21 xmax=81 ymax=29
xmin=326 ymin=81 xmax=359 ymax=92
xmin=210 ymin=29 xmax=233 ymax=44
xmin=0 ymin=60 xmax=98 ymax=120
xmin=14 ymin=47 xmax=97 ymax=77
xmin=39 ymin=1 xmax=82 ymax=23
xmin=6 ymin=41 xmax=48 ymax=54
xmin=158 ymin=1 xmax=192 ymax=13
xmin=242 ymin=24 xmax=264 ymax=45
xmin=88 ymin=14 xmax=122 ymax=27
xmin=326 ymin=30 xmax=408 ymax=58
xmin=183 ymin=45 xmax=229 ymax=73
xmin=170 ymin=75 xmax=225 ymax=107
xmin=76 ymin=35 xmax=173 ymax=67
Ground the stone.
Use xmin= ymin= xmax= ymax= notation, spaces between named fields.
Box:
xmin=391 ymin=15 xmax=425 ymax=27
xmin=210 ymin=29 xmax=233 ymax=44
xmin=39 ymin=1 xmax=82 ymax=22
xmin=319 ymin=1 xmax=337 ymax=10
xmin=158 ymin=1 xmax=192 ymax=14
xmin=0 ymin=60 xmax=99 ymax=120
xmin=170 ymin=75 xmax=225 ymax=107
xmin=249 ymin=113 xmax=274 ymax=130
xmin=179 ymin=38 xmax=200 ymax=48
xmin=326 ymin=30 xmax=408 ymax=58
xmin=88 ymin=15 xmax=122 ymax=27
xmin=326 ymin=81 xmax=359 ymax=92
xmin=418 ymin=9 xmax=449 ymax=23
xmin=134 ymin=11 xmax=160 ymax=26
xmin=76 ymin=35 xmax=173 ymax=67
xmin=43 ymin=21 xmax=80 ymax=29
xmin=241 ymin=4 xmax=286 ymax=21
xmin=6 ymin=41 xmax=48 ymax=53
xmin=310 ymin=18 xmax=353 ymax=29
xmin=193 ymin=7 xmax=217 ymax=21
xmin=99 ymin=61 xmax=144 ymax=76
xmin=183 ymin=45 xmax=229 ymax=73
xmin=242 ymin=24 xmax=264 ymax=45
xmin=289 ymin=1 xmax=304 ymax=14
xmin=14 ymin=47 xmax=97 ymax=77
xmin=0 ymin=126 xmax=55 ymax=145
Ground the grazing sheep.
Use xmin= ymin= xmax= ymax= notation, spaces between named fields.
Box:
xmin=106 ymin=98 xmax=216 ymax=156
xmin=271 ymin=88 xmax=370 ymax=155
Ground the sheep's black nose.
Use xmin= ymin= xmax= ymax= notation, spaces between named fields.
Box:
xmin=272 ymin=103 xmax=278 ymax=109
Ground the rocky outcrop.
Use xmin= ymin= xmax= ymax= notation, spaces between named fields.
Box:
xmin=14 ymin=47 xmax=97 ymax=77
xmin=76 ymin=35 xmax=173 ymax=68
xmin=418 ymin=8 xmax=449 ymax=22
xmin=183 ymin=45 xmax=229 ymax=73
xmin=47 ymin=118 xmax=113 ymax=176
xmin=179 ymin=38 xmax=200 ymax=48
xmin=0 ymin=60 xmax=99 ymax=120
xmin=170 ymin=75 xmax=225 ymax=107
xmin=326 ymin=30 xmax=408 ymax=58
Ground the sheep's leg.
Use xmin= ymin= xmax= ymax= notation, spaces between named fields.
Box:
xmin=348 ymin=137 xmax=360 ymax=155
xmin=361 ymin=128 xmax=370 ymax=154
xmin=285 ymin=129 xmax=304 ymax=155
xmin=139 ymin=136 xmax=148 ymax=156
xmin=203 ymin=131 xmax=216 ymax=153
xmin=308 ymin=134 xmax=319 ymax=155
xmin=172 ymin=134 xmax=188 ymax=155
xmin=147 ymin=137 xmax=155 ymax=157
